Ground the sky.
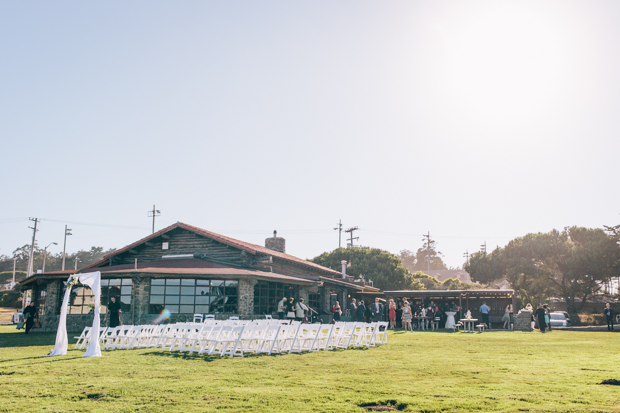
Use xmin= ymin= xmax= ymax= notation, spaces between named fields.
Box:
xmin=1 ymin=1 xmax=619 ymax=269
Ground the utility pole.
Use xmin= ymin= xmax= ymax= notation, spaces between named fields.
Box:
xmin=422 ymin=231 xmax=431 ymax=273
xmin=480 ymin=241 xmax=487 ymax=254
xmin=333 ymin=219 xmax=343 ymax=248
xmin=74 ymin=257 xmax=80 ymax=271
xmin=62 ymin=225 xmax=72 ymax=271
xmin=26 ymin=218 xmax=39 ymax=278
xmin=11 ymin=256 xmax=17 ymax=289
xmin=344 ymin=226 xmax=359 ymax=248
xmin=463 ymin=250 xmax=469 ymax=266
xmin=148 ymin=205 xmax=161 ymax=234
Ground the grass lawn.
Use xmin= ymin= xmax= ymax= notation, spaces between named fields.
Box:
xmin=1 ymin=325 xmax=619 ymax=413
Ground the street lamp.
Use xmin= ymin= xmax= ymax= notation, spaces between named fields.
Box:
xmin=42 ymin=242 xmax=58 ymax=273
xmin=61 ymin=225 xmax=72 ymax=271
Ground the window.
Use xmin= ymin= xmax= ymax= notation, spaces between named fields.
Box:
xmin=253 ymin=282 xmax=298 ymax=315
xmin=308 ymin=293 xmax=321 ymax=313
xmin=101 ymin=278 xmax=133 ymax=314
xmin=149 ymin=279 xmax=237 ymax=315
xmin=63 ymin=278 xmax=133 ymax=315
xmin=39 ymin=289 xmax=47 ymax=316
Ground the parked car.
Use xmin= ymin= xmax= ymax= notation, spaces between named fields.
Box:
xmin=549 ymin=312 xmax=571 ymax=327
xmin=12 ymin=310 xmax=22 ymax=324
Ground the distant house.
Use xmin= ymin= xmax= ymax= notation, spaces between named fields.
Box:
xmin=424 ymin=269 xmax=474 ymax=284
xmin=19 ymin=222 xmax=379 ymax=332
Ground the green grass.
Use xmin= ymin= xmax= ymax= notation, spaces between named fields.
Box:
xmin=1 ymin=326 xmax=619 ymax=412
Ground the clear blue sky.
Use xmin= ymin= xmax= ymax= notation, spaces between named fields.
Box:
xmin=1 ymin=1 xmax=619 ymax=269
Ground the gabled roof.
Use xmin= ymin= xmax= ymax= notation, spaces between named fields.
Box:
xmin=83 ymin=222 xmax=341 ymax=277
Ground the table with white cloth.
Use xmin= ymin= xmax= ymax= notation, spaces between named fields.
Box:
xmin=460 ymin=318 xmax=478 ymax=332
xmin=445 ymin=311 xmax=456 ymax=329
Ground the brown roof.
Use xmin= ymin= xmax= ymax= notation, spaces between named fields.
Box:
xmin=82 ymin=222 xmax=341 ymax=277
xmin=20 ymin=259 xmax=314 ymax=286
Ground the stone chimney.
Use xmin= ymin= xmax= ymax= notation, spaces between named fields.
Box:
xmin=265 ymin=230 xmax=286 ymax=253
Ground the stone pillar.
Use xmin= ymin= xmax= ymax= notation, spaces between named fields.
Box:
xmin=514 ymin=311 xmax=533 ymax=331
xmin=298 ymin=286 xmax=310 ymax=304
xmin=133 ymin=276 xmax=151 ymax=325
xmin=238 ymin=278 xmax=257 ymax=316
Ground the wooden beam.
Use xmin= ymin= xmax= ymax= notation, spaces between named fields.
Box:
xmin=128 ymin=249 xmax=139 ymax=254
xmin=161 ymin=234 xmax=171 ymax=239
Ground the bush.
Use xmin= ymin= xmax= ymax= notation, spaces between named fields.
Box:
xmin=0 ymin=289 xmax=22 ymax=308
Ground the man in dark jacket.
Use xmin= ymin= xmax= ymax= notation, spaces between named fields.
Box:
xmin=604 ymin=303 xmax=614 ymax=331
xmin=349 ymin=299 xmax=358 ymax=322
xmin=23 ymin=302 xmax=37 ymax=334
xmin=356 ymin=300 xmax=366 ymax=323
xmin=371 ymin=298 xmax=384 ymax=322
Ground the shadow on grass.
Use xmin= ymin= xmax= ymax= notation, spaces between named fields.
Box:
xmin=140 ymin=345 xmax=373 ymax=362
xmin=0 ymin=355 xmax=83 ymax=365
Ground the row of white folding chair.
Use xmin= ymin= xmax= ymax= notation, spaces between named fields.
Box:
xmin=73 ymin=326 xmax=109 ymax=349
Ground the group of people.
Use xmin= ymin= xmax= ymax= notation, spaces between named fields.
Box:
xmin=277 ymin=296 xmax=310 ymax=322
xmin=346 ymin=298 xmax=385 ymax=323
xmin=396 ymin=299 xmax=462 ymax=331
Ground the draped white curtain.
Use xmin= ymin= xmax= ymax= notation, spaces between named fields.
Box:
xmin=47 ymin=271 xmax=102 ymax=358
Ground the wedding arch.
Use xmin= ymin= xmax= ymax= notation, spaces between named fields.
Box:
xmin=47 ymin=271 xmax=102 ymax=357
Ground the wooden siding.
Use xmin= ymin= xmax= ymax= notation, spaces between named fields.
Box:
xmin=108 ymin=228 xmax=248 ymax=266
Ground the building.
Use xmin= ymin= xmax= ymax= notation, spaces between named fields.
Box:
xmin=19 ymin=222 xmax=379 ymax=332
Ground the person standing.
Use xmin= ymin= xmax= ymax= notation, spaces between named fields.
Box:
xmin=479 ymin=301 xmax=491 ymax=329
xmin=277 ymin=296 xmax=287 ymax=320
xmin=23 ymin=302 xmax=37 ymax=334
xmin=543 ymin=304 xmax=552 ymax=332
xmin=332 ymin=301 xmax=342 ymax=322
xmin=502 ymin=304 xmax=512 ymax=329
xmin=402 ymin=302 xmax=413 ymax=332
xmin=388 ymin=300 xmax=396 ymax=329
xmin=356 ymin=300 xmax=366 ymax=323
xmin=349 ymin=299 xmax=358 ymax=322
xmin=604 ymin=303 xmax=614 ymax=331
xmin=286 ymin=297 xmax=296 ymax=322
xmin=535 ymin=303 xmax=547 ymax=333
xmin=371 ymin=298 xmax=383 ymax=322
xmin=295 ymin=298 xmax=308 ymax=323
xmin=108 ymin=296 xmax=121 ymax=328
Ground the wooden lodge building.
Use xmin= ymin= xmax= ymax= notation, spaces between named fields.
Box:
xmin=20 ymin=222 xmax=380 ymax=332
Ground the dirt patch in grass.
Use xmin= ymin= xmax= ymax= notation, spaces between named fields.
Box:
xmin=360 ymin=400 xmax=407 ymax=411
xmin=600 ymin=379 xmax=620 ymax=386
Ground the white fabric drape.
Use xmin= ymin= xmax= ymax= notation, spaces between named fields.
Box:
xmin=47 ymin=271 xmax=102 ymax=357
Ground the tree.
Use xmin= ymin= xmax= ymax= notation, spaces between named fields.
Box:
xmin=398 ymin=237 xmax=447 ymax=272
xmin=466 ymin=227 xmax=620 ymax=316
xmin=311 ymin=247 xmax=424 ymax=291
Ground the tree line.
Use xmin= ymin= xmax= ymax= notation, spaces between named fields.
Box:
xmin=465 ymin=225 xmax=620 ymax=316
xmin=0 ymin=244 xmax=116 ymax=284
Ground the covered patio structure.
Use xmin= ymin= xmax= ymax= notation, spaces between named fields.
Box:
xmin=383 ymin=289 xmax=516 ymax=327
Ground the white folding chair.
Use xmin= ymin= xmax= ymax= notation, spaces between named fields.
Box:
xmin=218 ymin=325 xmax=245 ymax=358
xmin=265 ymin=315 xmax=272 ymax=320
xmin=193 ymin=314 xmax=204 ymax=323
xmin=256 ymin=324 xmax=281 ymax=355
xmin=73 ymin=327 xmax=91 ymax=350
xmin=205 ymin=315 xmax=215 ymax=321
xmin=374 ymin=321 xmax=389 ymax=345
xmin=316 ymin=324 xmax=334 ymax=351
xmin=291 ymin=324 xmax=321 ymax=353
xmin=228 ymin=316 xmax=240 ymax=321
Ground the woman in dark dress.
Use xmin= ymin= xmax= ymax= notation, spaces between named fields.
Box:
xmin=534 ymin=303 xmax=547 ymax=333
xmin=108 ymin=297 xmax=121 ymax=328
xmin=332 ymin=301 xmax=342 ymax=322
xmin=286 ymin=297 xmax=296 ymax=322
xmin=396 ymin=304 xmax=403 ymax=329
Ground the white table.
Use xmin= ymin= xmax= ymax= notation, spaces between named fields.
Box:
xmin=460 ymin=318 xmax=478 ymax=332
xmin=445 ymin=311 xmax=456 ymax=329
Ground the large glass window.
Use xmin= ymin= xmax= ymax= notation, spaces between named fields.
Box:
xmin=63 ymin=278 xmax=132 ymax=315
xmin=149 ymin=279 xmax=237 ymax=315
xmin=253 ymin=282 xmax=298 ymax=315
xmin=308 ymin=293 xmax=321 ymax=313
xmin=101 ymin=278 xmax=133 ymax=314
